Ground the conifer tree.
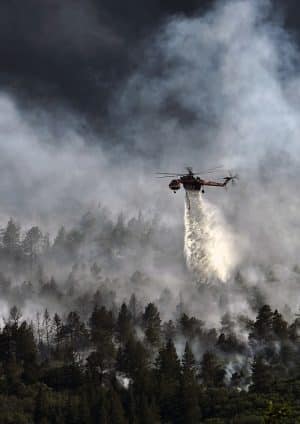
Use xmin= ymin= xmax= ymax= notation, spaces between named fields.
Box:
xmin=2 ymin=218 xmax=20 ymax=256
xmin=155 ymin=339 xmax=181 ymax=423
xmin=251 ymin=355 xmax=273 ymax=393
xmin=129 ymin=294 xmax=138 ymax=322
xmin=142 ymin=303 xmax=161 ymax=347
xmin=22 ymin=226 xmax=42 ymax=269
xmin=180 ymin=342 xmax=201 ymax=423
xmin=250 ymin=304 xmax=274 ymax=341
xmin=117 ymin=337 xmax=149 ymax=379
xmin=182 ymin=341 xmax=197 ymax=376
xmin=116 ymin=303 xmax=134 ymax=345
xmin=139 ymin=395 xmax=161 ymax=424
xmin=200 ymin=351 xmax=225 ymax=388
xmin=272 ymin=309 xmax=288 ymax=339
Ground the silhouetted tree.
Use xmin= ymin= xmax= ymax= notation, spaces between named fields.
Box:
xmin=22 ymin=226 xmax=42 ymax=269
xmin=116 ymin=303 xmax=134 ymax=345
xmin=88 ymin=305 xmax=116 ymax=381
xmin=2 ymin=218 xmax=20 ymax=256
xmin=250 ymin=304 xmax=274 ymax=342
xmin=62 ymin=311 xmax=88 ymax=358
xmin=142 ymin=303 xmax=161 ymax=347
xmin=251 ymin=355 xmax=273 ymax=393
xmin=200 ymin=351 xmax=225 ymax=388
xmin=128 ymin=294 xmax=138 ymax=322
xmin=179 ymin=342 xmax=201 ymax=423
xmin=117 ymin=337 xmax=149 ymax=379
xmin=272 ymin=309 xmax=288 ymax=339
xmin=155 ymin=339 xmax=181 ymax=423
xmin=179 ymin=313 xmax=203 ymax=340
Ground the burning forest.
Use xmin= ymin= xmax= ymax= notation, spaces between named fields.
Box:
xmin=0 ymin=0 xmax=300 ymax=422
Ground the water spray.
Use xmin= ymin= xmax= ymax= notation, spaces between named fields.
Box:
xmin=184 ymin=191 xmax=235 ymax=283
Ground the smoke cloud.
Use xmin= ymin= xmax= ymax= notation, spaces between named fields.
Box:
xmin=1 ymin=0 xmax=300 ymax=325
xmin=114 ymin=0 xmax=300 ymax=274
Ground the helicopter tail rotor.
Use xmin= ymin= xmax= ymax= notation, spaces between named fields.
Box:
xmin=222 ymin=171 xmax=239 ymax=186
xmin=229 ymin=171 xmax=239 ymax=185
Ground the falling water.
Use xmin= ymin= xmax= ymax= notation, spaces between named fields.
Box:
xmin=184 ymin=191 xmax=235 ymax=283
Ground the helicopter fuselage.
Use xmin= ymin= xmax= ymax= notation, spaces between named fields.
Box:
xmin=169 ymin=175 xmax=203 ymax=193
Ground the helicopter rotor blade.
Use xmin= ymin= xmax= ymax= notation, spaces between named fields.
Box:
xmin=156 ymin=176 xmax=178 ymax=178
xmin=192 ymin=166 xmax=224 ymax=174
xmin=155 ymin=172 xmax=183 ymax=175
xmin=193 ymin=170 xmax=223 ymax=175
xmin=156 ymin=166 xmax=224 ymax=177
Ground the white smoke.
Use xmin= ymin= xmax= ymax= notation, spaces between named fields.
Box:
xmin=116 ymin=0 xmax=300 ymax=273
xmin=184 ymin=191 xmax=237 ymax=283
xmin=1 ymin=0 xmax=300 ymax=326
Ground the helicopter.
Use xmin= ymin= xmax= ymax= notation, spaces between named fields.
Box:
xmin=156 ymin=166 xmax=238 ymax=209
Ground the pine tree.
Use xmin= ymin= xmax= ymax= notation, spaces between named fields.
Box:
xmin=272 ymin=310 xmax=288 ymax=339
xmin=250 ymin=304 xmax=274 ymax=342
xmin=288 ymin=318 xmax=300 ymax=342
xmin=200 ymin=351 xmax=225 ymax=388
xmin=139 ymin=395 xmax=161 ymax=424
xmin=180 ymin=342 xmax=201 ymax=423
xmin=8 ymin=306 xmax=21 ymax=326
xmin=0 ymin=312 xmax=38 ymax=386
xmin=116 ymin=303 xmax=134 ymax=345
xmin=251 ymin=355 xmax=273 ymax=393
xmin=52 ymin=313 xmax=63 ymax=355
xmin=87 ymin=344 xmax=116 ymax=384
xmin=129 ymin=294 xmax=138 ymax=322
xmin=163 ymin=320 xmax=177 ymax=341
xmin=182 ymin=341 xmax=197 ymax=376
xmin=89 ymin=305 xmax=115 ymax=346
xmin=2 ymin=218 xmax=20 ymax=256
xmin=155 ymin=339 xmax=181 ymax=423
xmin=179 ymin=313 xmax=203 ymax=340
xmin=142 ymin=303 xmax=161 ymax=347
xmin=88 ymin=306 xmax=116 ymax=382
xmin=63 ymin=311 xmax=88 ymax=355
xmin=43 ymin=308 xmax=52 ymax=353
xmin=117 ymin=337 xmax=149 ymax=379
xmin=22 ymin=226 xmax=42 ymax=269
xmin=53 ymin=226 xmax=66 ymax=249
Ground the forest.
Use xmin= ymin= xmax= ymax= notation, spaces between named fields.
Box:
xmin=0 ymin=294 xmax=300 ymax=422
xmin=1 ymin=0 xmax=300 ymax=421
xmin=0 ymin=215 xmax=299 ymax=423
